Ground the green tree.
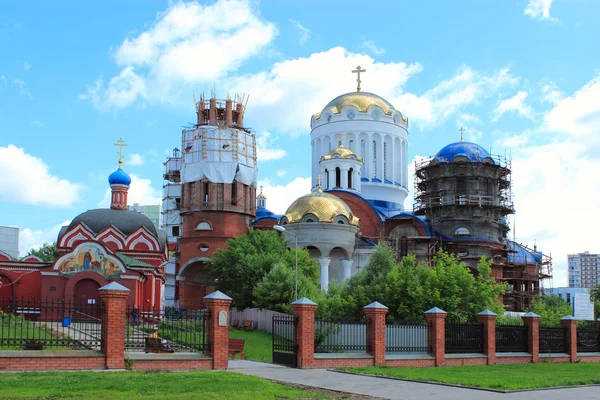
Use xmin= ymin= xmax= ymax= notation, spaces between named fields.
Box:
xmin=590 ymin=285 xmax=600 ymax=320
xmin=25 ymin=242 xmax=59 ymax=262
xmin=526 ymin=295 xmax=573 ymax=327
xmin=209 ymin=228 xmax=319 ymax=310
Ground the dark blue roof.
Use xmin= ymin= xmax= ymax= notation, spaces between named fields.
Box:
xmin=253 ymin=207 xmax=281 ymax=223
xmin=434 ymin=142 xmax=494 ymax=164
xmin=108 ymin=168 xmax=131 ymax=186
xmin=507 ymin=241 xmax=543 ymax=264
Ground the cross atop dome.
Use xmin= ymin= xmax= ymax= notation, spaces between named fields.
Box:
xmin=352 ymin=65 xmax=366 ymax=92
xmin=114 ymin=138 xmax=128 ymax=169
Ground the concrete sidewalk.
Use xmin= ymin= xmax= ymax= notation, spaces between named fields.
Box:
xmin=228 ymin=360 xmax=600 ymax=400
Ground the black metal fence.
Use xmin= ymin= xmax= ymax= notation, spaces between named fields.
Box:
xmin=495 ymin=325 xmax=528 ymax=352
xmin=577 ymin=327 xmax=600 ymax=353
xmin=125 ymin=307 xmax=207 ymax=353
xmin=445 ymin=323 xmax=484 ymax=354
xmin=0 ymin=298 xmax=103 ymax=350
xmin=539 ymin=327 xmax=567 ymax=353
xmin=272 ymin=314 xmax=296 ymax=367
xmin=386 ymin=322 xmax=430 ymax=354
xmin=314 ymin=319 xmax=367 ymax=353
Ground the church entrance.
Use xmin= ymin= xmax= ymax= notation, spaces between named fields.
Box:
xmin=0 ymin=275 xmax=13 ymax=300
xmin=73 ymin=279 xmax=101 ymax=319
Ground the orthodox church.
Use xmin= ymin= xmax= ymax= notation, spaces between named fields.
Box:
xmin=157 ymin=67 xmax=552 ymax=312
xmin=0 ymin=144 xmax=167 ymax=308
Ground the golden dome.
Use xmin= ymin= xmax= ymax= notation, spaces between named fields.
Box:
xmin=320 ymin=143 xmax=364 ymax=163
xmin=283 ymin=190 xmax=359 ymax=226
xmin=314 ymin=92 xmax=397 ymax=120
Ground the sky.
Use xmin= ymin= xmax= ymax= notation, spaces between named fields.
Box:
xmin=1 ymin=0 xmax=600 ymax=287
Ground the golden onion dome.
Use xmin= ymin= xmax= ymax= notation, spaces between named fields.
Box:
xmin=283 ymin=189 xmax=359 ymax=226
xmin=320 ymin=142 xmax=364 ymax=163
xmin=314 ymin=91 xmax=401 ymax=120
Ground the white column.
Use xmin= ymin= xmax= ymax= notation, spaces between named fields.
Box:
xmin=377 ymin=140 xmax=384 ymax=182
xmin=354 ymin=169 xmax=361 ymax=192
xmin=365 ymin=133 xmax=372 ymax=181
xmin=319 ymin=257 xmax=331 ymax=291
xmin=340 ymin=167 xmax=349 ymax=189
xmin=341 ymin=259 xmax=353 ymax=281
xmin=328 ymin=169 xmax=336 ymax=190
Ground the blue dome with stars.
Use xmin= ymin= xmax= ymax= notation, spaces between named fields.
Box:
xmin=108 ymin=168 xmax=131 ymax=186
xmin=434 ymin=142 xmax=494 ymax=164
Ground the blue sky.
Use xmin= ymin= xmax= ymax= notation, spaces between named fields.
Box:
xmin=2 ymin=0 xmax=600 ymax=286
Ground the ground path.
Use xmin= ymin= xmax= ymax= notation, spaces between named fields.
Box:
xmin=229 ymin=360 xmax=600 ymax=400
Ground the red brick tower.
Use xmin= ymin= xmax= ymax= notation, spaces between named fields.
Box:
xmin=177 ymin=94 xmax=257 ymax=309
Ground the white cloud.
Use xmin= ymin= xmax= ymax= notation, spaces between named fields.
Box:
xmin=492 ymin=91 xmax=534 ymax=121
xmin=524 ymin=0 xmax=557 ymax=21
xmin=0 ymin=145 xmax=83 ymax=207
xmin=256 ymin=131 xmax=286 ymax=161
xmin=129 ymin=153 xmax=144 ymax=166
xmin=1 ymin=75 xmax=6 ymax=85
xmin=360 ymin=37 xmax=385 ymax=55
xmin=258 ymin=176 xmax=311 ymax=214
xmin=540 ymin=81 xmax=564 ymax=104
xmin=99 ymin=173 xmax=161 ymax=207
xmin=23 ymin=62 xmax=31 ymax=71
xmin=12 ymin=79 xmax=32 ymax=100
xmin=20 ymin=220 xmax=71 ymax=255
xmin=276 ymin=170 xmax=287 ymax=177
xmin=543 ymin=74 xmax=600 ymax=135
xmin=289 ymin=19 xmax=310 ymax=45
xmin=30 ymin=120 xmax=45 ymax=128
xmin=82 ymin=0 xmax=277 ymax=110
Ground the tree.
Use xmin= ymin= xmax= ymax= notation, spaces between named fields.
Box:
xmin=526 ymin=295 xmax=573 ymax=327
xmin=318 ymin=244 xmax=505 ymax=323
xmin=590 ymin=285 xmax=600 ymax=320
xmin=209 ymin=228 xmax=319 ymax=310
xmin=25 ymin=242 xmax=59 ymax=262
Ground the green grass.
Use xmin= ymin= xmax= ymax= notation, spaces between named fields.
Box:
xmin=228 ymin=327 xmax=272 ymax=362
xmin=0 ymin=370 xmax=331 ymax=399
xmin=0 ymin=324 xmax=68 ymax=350
xmin=339 ymin=363 xmax=600 ymax=390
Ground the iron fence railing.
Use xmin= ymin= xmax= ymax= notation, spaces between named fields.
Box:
xmin=539 ymin=327 xmax=567 ymax=353
xmin=0 ymin=298 xmax=102 ymax=350
xmin=445 ymin=323 xmax=484 ymax=354
xmin=125 ymin=307 xmax=208 ymax=353
xmin=495 ymin=325 xmax=528 ymax=352
xmin=272 ymin=314 xmax=296 ymax=367
xmin=577 ymin=327 xmax=600 ymax=353
xmin=314 ymin=319 xmax=367 ymax=353
xmin=385 ymin=322 xmax=430 ymax=354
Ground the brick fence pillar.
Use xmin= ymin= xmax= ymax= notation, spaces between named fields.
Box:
xmin=364 ymin=301 xmax=388 ymax=366
xmin=477 ymin=310 xmax=497 ymax=365
xmin=204 ymin=291 xmax=233 ymax=370
xmin=560 ymin=315 xmax=578 ymax=363
xmin=425 ymin=307 xmax=447 ymax=367
xmin=522 ymin=312 xmax=540 ymax=363
xmin=291 ymin=297 xmax=317 ymax=369
xmin=98 ymin=282 xmax=130 ymax=369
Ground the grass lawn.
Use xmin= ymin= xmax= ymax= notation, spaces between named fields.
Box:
xmin=228 ymin=327 xmax=272 ymax=362
xmin=0 ymin=370 xmax=331 ymax=400
xmin=339 ymin=363 xmax=600 ymax=390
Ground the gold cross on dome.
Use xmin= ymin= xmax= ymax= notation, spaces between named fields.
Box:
xmin=352 ymin=65 xmax=366 ymax=92
xmin=337 ymin=133 xmax=343 ymax=147
xmin=317 ymin=174 xmax=322 ymax=191
xmin=114 ymin=138 xmax=128 ymax=168
xmin=259 ymin=185 xmax=263 ymax=194
xmin=458 ymin=127 xmax=465 ymax=142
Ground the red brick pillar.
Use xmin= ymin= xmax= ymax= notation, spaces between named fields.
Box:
xmin=425 ymin=307 xmax=447 ymax=367
xmin=477 ymin=310 xmax=497 ymax=365
xmin=98 ymin=282 xmax=130 ymax=369
xmin=560 ymin=315 xmax=578 ymax=363
xmin=291 ymin=297 xmax=317 ymax=369
xmin=364 ymin=301 xmax=388 ymax=365
xmin=522 ymin=312 xmax=540 ymax=363
xmin=204 ymin=291 xmax=233 ymax=370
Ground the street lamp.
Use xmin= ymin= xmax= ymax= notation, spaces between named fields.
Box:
xmin=273 ymin=225 xmax=298 ymax=300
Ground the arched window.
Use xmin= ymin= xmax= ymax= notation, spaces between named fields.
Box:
xmin=372 ymin=140 xmax=377 ymax=178
xmin=348 ymin=168 xmax=353 ymax=189
xmin=335 ymin=167 xmax=341 ymax=188
xmin=196 ymin=221 xmax=212 ymax=231
xmin=455 ymin=227 xmax=470 ymax=236
xmin=325 ymin=169 xmax=329 ymax=189
xmin=360 ymin=140 xmax=366 ymax=177
xmin=383 ymin=142 xmax=388 ymax=181
xmin=349 ymin=139 xmax=354 ymax=151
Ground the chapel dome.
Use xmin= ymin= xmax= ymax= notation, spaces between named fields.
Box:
xmin=434 ymin=142 xmax=495 ymax=164
xmin=65 ymin=209 xmax=159 ymax=238
xmin=320 ymin=143 xmax=363 ymax=163
xmin=314 ymin=92 xmax=397 ymax=120
xmin=282 ymin=190 xmax=359 ymax=226
xmin=108 ymin=168 xmax=132 ymax=186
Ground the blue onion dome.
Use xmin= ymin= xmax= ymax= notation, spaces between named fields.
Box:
xmin=108 ymin=168 xmax=131 ymax=186
xmin=434 ymin=142 xmax=494 ymax=164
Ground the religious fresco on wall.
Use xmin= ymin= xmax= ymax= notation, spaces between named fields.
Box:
xmin=54 ymin=242 xmax=124 ymax=279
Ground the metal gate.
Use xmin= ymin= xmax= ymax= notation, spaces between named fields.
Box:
xmin=272 ymin=314 xmax=296 ymax=367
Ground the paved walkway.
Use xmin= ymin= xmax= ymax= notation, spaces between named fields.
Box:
xmin=228 ymin=360 xmax=600 ymax=400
